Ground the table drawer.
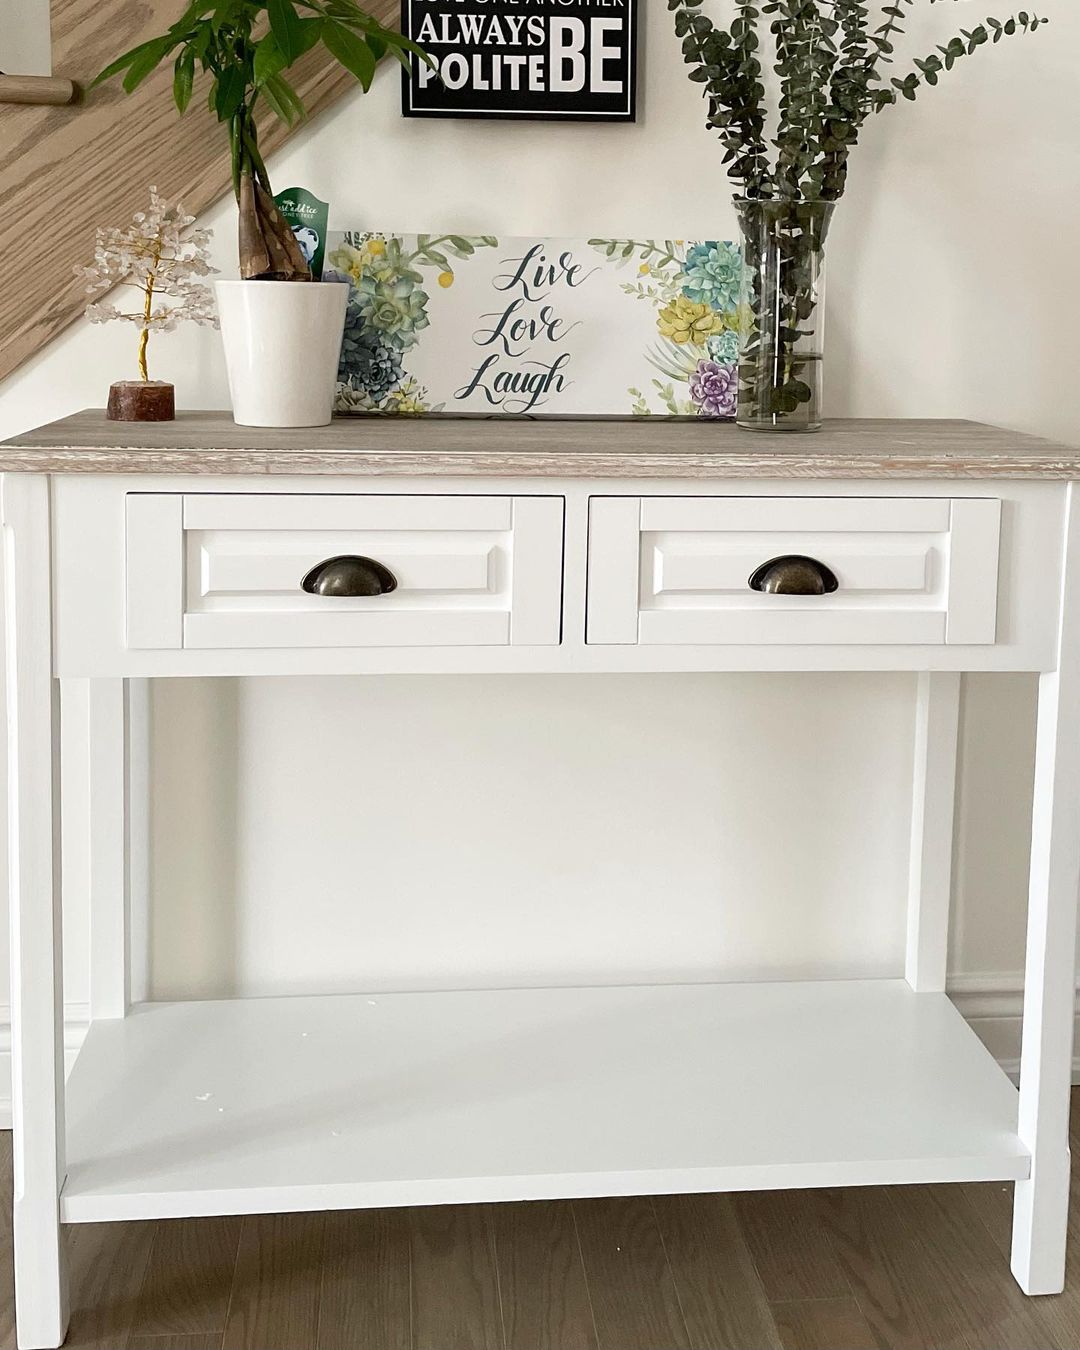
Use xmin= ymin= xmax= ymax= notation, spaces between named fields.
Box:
xmin=126 ymin=493 xmax=564 ymax=650
xmin=587 ymin=496 xmax=1001 ymax=646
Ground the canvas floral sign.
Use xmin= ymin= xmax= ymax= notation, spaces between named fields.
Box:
xmin=325 ymin=233 xmax=747 ymax=418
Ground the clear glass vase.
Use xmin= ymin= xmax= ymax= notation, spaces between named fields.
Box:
xmin=735 ymin=199 xmax=834 ymax=432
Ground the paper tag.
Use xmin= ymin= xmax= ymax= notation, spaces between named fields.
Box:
xmin=274 ymin=187 xmax=330 ymax=280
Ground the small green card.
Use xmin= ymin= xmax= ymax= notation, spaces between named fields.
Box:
xmin=274 ymin=187 xmax=330 ymax=280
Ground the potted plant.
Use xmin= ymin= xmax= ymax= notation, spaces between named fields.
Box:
xmin=670 ymin=0 xmax=1048 ymax=431
xmin=95 ymin=0 xmax=424 ymax=428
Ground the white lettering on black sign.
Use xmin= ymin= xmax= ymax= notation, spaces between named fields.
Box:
xmin=401 ymin=0 xmax=638 ymax=121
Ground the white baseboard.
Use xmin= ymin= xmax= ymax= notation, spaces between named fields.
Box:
xmin=0 ymin=980 xmax=1075 ymax=1130
xmin=0 ymin=1002 xmax=89 ymax=1130
xmin=944 ymin=973 xmax=1080 ymax=1083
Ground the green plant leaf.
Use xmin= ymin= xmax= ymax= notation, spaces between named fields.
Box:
xmin=258 ymin=76 xmax=290 ymax=123
xmin=267 ymin=0 xmax=305 ymax=63
xmin=213 ymin=63 xmax=246 ymax=121
xmin=263 ymin=71 xmax=307 ymax=123
xmin=260 ymin=73 xmax=293 ymax=123
xmin=323 ymin=19 xmax=377 ymax=89
xmin=91 ymin=38 xmax=162 ymax=87
xmin=253 ymin=32 xmax=287 ymax=85
xmin=173 ymin=48 xmax=196 ymax=112
xmin=295 ymin=16 xmax=324 ymax=56
xmin=120 ymin=37 xmax=173 ymax=93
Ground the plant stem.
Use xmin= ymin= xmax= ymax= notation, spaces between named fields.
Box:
xmin=229 ymin=113 xmax=243 ymax=201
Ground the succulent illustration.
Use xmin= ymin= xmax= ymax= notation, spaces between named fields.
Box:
xmin=353 ymin=271 xmax=431 ymax=350
xmin=689 ymin=360 xmax=738 ymax=419
xmin=681 ymin=242 xmax=744 ymax=313
xmin=329 ymin=233 xmax=497 ymax=414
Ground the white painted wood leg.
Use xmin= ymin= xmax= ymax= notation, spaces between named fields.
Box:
xmin=2 ymin=474 xmax=69 ymax=1349
xmin=126 ymin=678 xmax=150 ymax=1006
xmin=905 ymin=671 xmax=961 ymax=993
xmin=1012 ymin=482 xmax=1080 ymax=1296
xmin=61 ymin=678 xmax=128 ymax=1021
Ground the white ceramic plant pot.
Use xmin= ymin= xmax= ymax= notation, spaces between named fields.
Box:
xmin=215 ymin=279 xmax=348 ymax=428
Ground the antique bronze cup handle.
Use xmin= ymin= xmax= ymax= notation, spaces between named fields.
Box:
xmin=748 ymin=554 xmax=839 ymax=596
xmin=301 ymin=556 xmax=398 ymax=597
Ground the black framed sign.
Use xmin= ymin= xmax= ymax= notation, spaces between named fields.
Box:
xmin=401 ymin=0 xmax=638 ymax=122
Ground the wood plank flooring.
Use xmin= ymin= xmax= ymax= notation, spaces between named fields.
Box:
xmin=3 ymin=1092 xmax=1080 ymax=1350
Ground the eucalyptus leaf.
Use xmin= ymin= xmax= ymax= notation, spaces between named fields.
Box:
xmin=671 ymin=0 xmax=1047 ymax=203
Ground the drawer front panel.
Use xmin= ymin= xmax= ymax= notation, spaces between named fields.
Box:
xmin=587 ymin=496 xmax=1001 ymax=647
xmin=126 ymin=493 xmax=564 ymax=650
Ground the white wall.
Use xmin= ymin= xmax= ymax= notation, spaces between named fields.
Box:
xmin=1 ymin=0 xmax=52 ymax=75
xmin=1 ymin=1 xmax=1078 ymax=1090
xmin=147 ymin=673 xmax=916 ymax=998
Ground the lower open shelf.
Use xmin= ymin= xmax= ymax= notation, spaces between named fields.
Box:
xmin=61 ymin=978 xmax=1029 ymax=1223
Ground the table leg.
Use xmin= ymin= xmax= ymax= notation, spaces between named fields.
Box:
xmin=1012 ymin=482 xmax=1080 ymax=1295
xmin=2 ymin=474 xmax=69 ymax=1348
xmin=905 ymin=671 xmax=961 ymax=993
xmin=61 ymin=678 xmax=129 ymax=1021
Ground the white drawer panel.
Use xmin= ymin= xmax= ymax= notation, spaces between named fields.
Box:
xmin=587 ymin=496 xmax=1001 ymax=647
xmin=199 ymin=539 xmax=494 ymax=597
xmin=127 ymin=493 xmax=564 ymax=651
xmin=654 ymin=541 xmax=932 ymax=595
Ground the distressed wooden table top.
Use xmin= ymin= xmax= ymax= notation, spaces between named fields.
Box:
xmin=1 ymin=410 xmax=1078 ymax=478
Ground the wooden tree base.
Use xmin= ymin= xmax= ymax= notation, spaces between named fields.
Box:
xmin=107 ymin=381 xmax=175 ymax=422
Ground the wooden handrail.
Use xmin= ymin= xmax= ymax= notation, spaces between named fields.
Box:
xmin=0 ymin=74 xmax=77 ymax=105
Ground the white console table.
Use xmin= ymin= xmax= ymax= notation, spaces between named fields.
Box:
xmin=3 ymin=411 xmax=1080 ymax=1348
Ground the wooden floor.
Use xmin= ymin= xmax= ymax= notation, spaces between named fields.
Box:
xmin=4 ymin=1092 xmax=1080 ymax=1350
